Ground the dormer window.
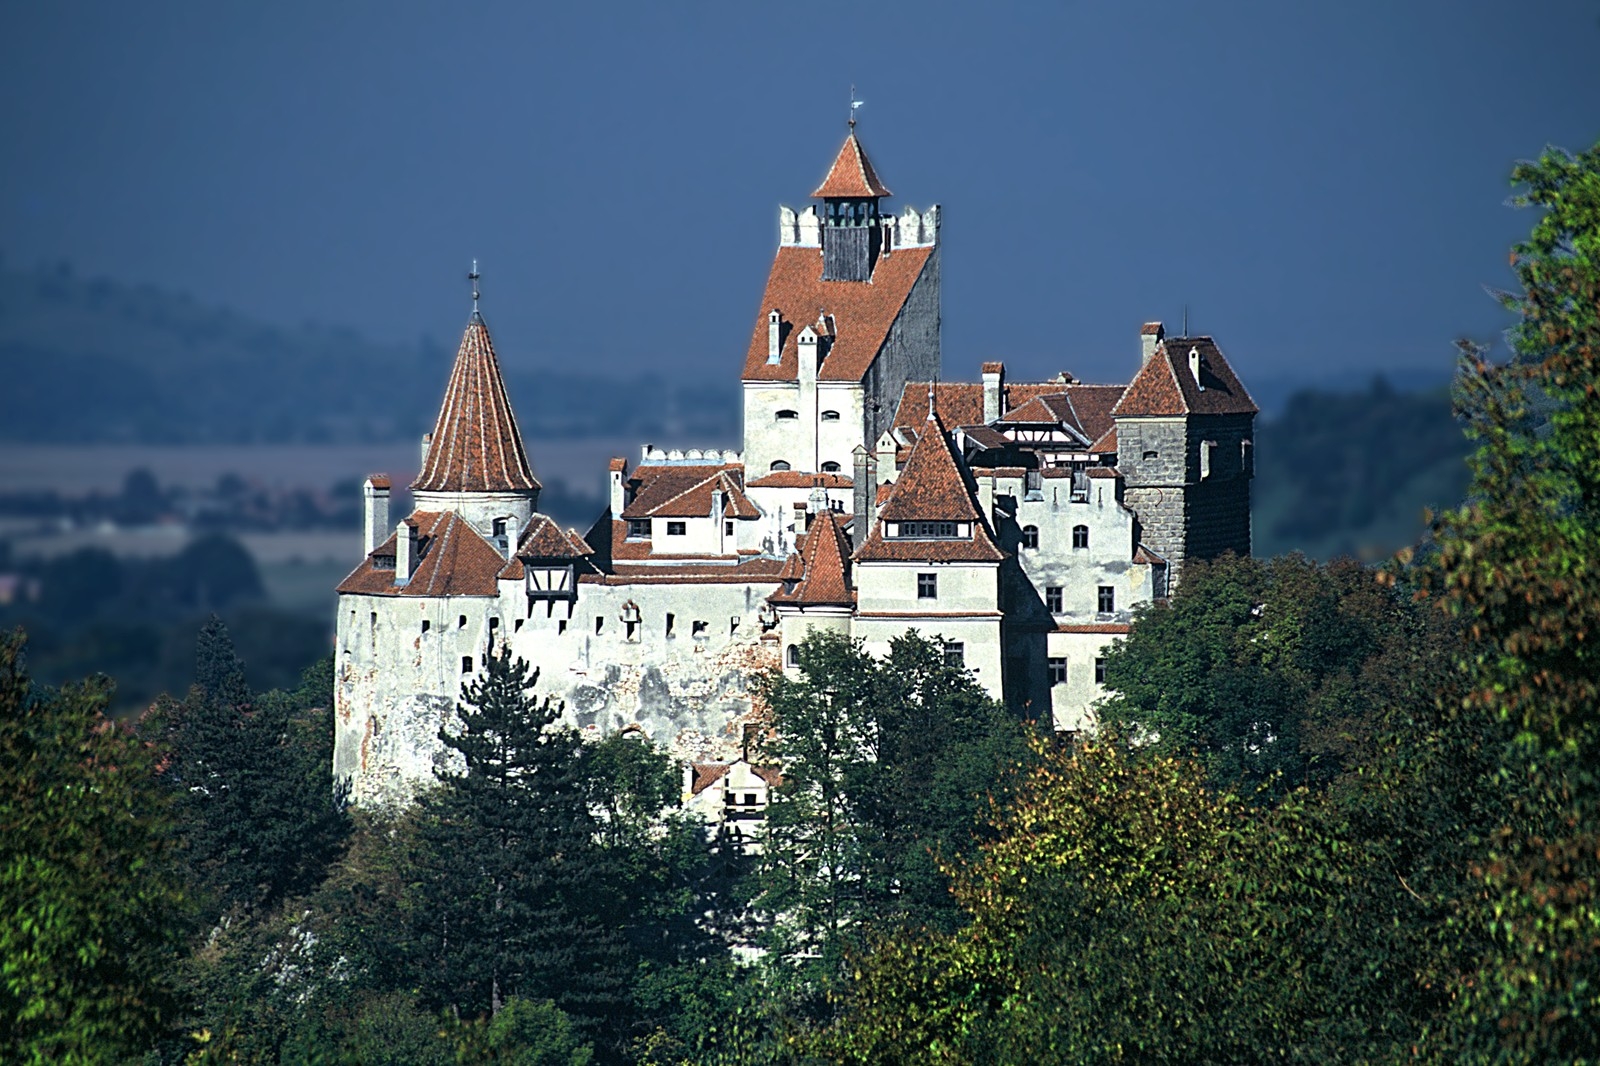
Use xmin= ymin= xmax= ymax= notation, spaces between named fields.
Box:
xmin=626 ymin=519 xmax=650 ymax=539
xmin=890 ymin=520 xmax=964 ymax=539
xmin=821 ymin=461 xmax=841 ymax=473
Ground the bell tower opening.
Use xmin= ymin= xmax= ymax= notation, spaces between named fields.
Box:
xmin=813 ymin=129 xmax=892 ymax=283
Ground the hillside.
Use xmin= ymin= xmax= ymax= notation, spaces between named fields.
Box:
xmin=1252 ymin=377 xmax=1470 ymax=561
xmin=0 ymin=261 xmax=738 ymax=444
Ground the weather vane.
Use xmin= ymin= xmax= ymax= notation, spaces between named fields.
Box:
xmin=469 ymin=259 xmax=481 ymax=313
xmin=849 ymin=85 xmax=863 ymax=130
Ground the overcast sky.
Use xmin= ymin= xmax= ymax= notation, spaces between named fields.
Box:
xmin=2 ymin=1 xmax=1596 ymax=393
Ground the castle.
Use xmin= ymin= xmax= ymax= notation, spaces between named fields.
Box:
xmin=332 ymin=129 xmax=1257 ymax=808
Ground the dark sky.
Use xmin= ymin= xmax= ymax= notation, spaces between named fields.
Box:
xmin=3 ymin=1 xmax=1596 ymax=394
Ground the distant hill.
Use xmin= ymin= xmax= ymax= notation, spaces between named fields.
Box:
xmin=1252 ymin=377 xmax=1471 ymax=562
xmin=0 ymin=261 xmax=738 ymax=444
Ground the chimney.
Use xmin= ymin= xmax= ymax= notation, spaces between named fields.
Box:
xmin=395 ymin=519 xmax=419 ymax=585
xmin=797 ymin=326 xmax=819 ymax=384
xmin=608 ymin=458 xmax=628 ymax=516
xmin=875 ymin=432 xmax=898 ymax=486
xmin=1140 ymin=322 xmax=1165 ymax=366
xmin=419 ymin=432 xmax=433 ymax=468
xmin=977 ymin=471 xmax=995 ymax=523
xmin=362 ymin=475 xmax=391 ymax=556
xmin=1188 ymin=346 xmax=1204 ymax=390
xmin=767 ymin=309 xmax=781 ymax=362
xmin=711 ymin=487 xmax=725 ymax=520
xmin=852 ymin=445 xmax=875 ymax=550
xmin=981 ymin=361 xmax=1005 ymax=423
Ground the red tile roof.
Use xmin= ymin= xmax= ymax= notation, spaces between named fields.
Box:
xmin=608 ymin=457 xmax=628 ymax=472
xmin=857 ymin=414 xmax=1005 ymax=564
xmin=980 ymin=360 xmax=1005 ymax=375
xmin=812 ymin=132 xmax=892 ymax=198
xmin=1111 ymin=337 xmax=1257 ymax=418
xmin=366 ymin=474 xmax=391 ymax=490
xmin=336 ymin=510 xmax=509 ymax=598
xmin=741 ymin=246 xmax=934 ymax=383
xmin=413 ymin=313 xmax=541 ymax=494
xmin=770 ymin=511 xmax=853 ymax=607
xmin=518 ymin=514 xmax=593 ymax=559
xmin=639 ymin=470 xmax=759 ymax=519
xmin=1140 ymin=322 xmax=1165 ymax=336
xmin=621 ymin=464 xmax=743 ymax=519
xmin=1054 ymin=623 xmax=1132 ymax=634
xmin=746 ymin=471 xmax=853 ymax=489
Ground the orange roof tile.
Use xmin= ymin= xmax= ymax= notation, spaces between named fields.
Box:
xmin=746 ymin=471 xmax=852 ymax=489
xmin=1111 ymin=337 xmax=1257 ymax=418
xmin=336 ymin=510 xmax=509 ymax=598
xmin=770 ymin=511 xmax=853 ymax=607
xmin=413 ymin=313 xmax=541 ymax=494
xmin=980 ymin=360 xmax=1005 ymax=375
xmin=741 ymin=246 xmax=934 ymax=383
xmin=518 ymin=514 xmax=593 ymax=559
xmin=366 ymin=474 xmax=391 ymax=490
xmin=812 ymin=132 xmax=892 ymax=198
xmin=621 ymin=464 xmax=742 ymax=519
xmin=857 ymin=414 xmax=1005 ymax=564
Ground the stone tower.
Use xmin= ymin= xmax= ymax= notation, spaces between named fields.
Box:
xmin=1111 ymin=324 xmax=1256 ymax=588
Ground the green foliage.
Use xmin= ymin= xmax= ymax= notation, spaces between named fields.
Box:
xmin=1418 ymin=140 xmax=1600 ymax=1061
xmin=455 ymin=998 xmax=595 ymax=1065
xmin=753 ymin=630 xmax=1032 ymax=999
xmin=0 ymin=628 xmax=190 ymax=1063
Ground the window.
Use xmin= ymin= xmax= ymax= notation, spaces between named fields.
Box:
xmin=1021 ymin=525 xmax=1039 ymax=549
xmin=1098 ymin=586 xmax=1115 ymax=614
xmin=557 ymin=619 xmax=567 ymax=634
xmin=458 ymin=615 xmax=467 ymax=628
xmin=725 ymin=520 xmax=735 ymax=536
xmin=895 ymin=521 xmax=958 ymax=539
xmin=820 ymin=461 xmax=841 ymax=472
xmin=1072 ymin=524 xmax=1089 ymax=549
xmin=786 ymin=644 xmax=799 ymax=667
xmin=770 ymin=460 xmax=791 ymax=471
xmin=492 ymin=517 xmax=507 ymax=537
xmin=745 ymin=793 xmax=757 ymax=806
xmin=626 ymin=519 xmax=650 ymax=539
xmin=1200 ymin=440 xmax=1216 ymax=479
xmin=1095 ymin=657 xmax=1108 ymax=685
xmin=776 ymin=409 xmax=799 ymax=420
xmin=666 ymin=521 xmax=687 ymax=536
xmin=665 ymin=613 xmax=675 ymax=638
xmin=692 ymin=620 xmax=707 ymax=639
xmin=917 ymin=572 xmax=938 ymax=599
xmin=1143 ymin=450 xmax=1159 ymax=461
xmin=461 ymin=656 xmax=473 ymax=674
xmin=1048 ymin=657 xmax=1068 ymax=685
xmin=421 ymin=620 xmax=430 ymax=633
xmin=595 ymin=616 xmax=604 ymax=635
xmin=1045 ymin=586 xmax=1063 ymax=613
xmin=821 ymin=410 xmax=841 ymax=421
xmin=943 ymin=642 xmax=965 ymax=668
xmin=514 ymin=619 xmax=523 ymax=632
xmin=488 ymin=617 xmax=499 ymax=632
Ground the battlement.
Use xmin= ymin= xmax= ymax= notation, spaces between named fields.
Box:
xmin=777 ymin=204 xmax=940 ymax=250
xmin=639 ymin=445 xmax=743 ymax=466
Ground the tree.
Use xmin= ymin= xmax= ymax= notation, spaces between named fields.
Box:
xmin=753 ymin=631 xmax=1031 ymax=994
xmin=0 ymin=628 xmax=190 ymax=1062
xmin=409 ymin=642 xmax=627 ymax=1048
xmin=1419 ymin=140 xmax=1600 ymax=1060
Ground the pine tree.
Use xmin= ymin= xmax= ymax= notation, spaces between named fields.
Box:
xmin=410 ymin=642 xmax=626 ymax=1048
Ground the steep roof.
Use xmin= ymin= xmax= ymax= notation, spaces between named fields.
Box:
xmin=1111 ymin=337 xmax=1258 ymax=418
xmin=413 ymin=312 xmax=541 ymax=494
xmin=857 ymin=414 xmax=1005 ymax=564
xmin=621 ymin=465 xmax=759 ymax=520
xmin=812 ymin=132 xmax=892 ymax=198
xmin=770 ymin=511 xmax=854 ymax=607
xmin=517 ymin=514 xmax=594 ymax=559
xmin=740 ymin=245 xmax=934 ymax=383
xmin=337 ymin=510 xmax=510 ymax=597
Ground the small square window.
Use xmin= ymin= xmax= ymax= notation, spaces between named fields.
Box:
xmin=1098 ymin=586 xmax=1115 ymax=614
xmin=1072 ymin=525 xmax=1089 ymax=549
xmin=461 ymin=656 xmax=473 ymax=674
xmin=421 ymin=620 xmax=431 ymax=633
xmin=626 ymin=519 xmax=650 ymax=539
xmin=458 ymin=615 xmax=468 ymax=629
xmin=488 ymin=617 xmax=499 ymax=631
xmin=665 ymin=613 xmax=675 ymax=638
xmin=725 ymin=520 xmax=734 ymax=536
xmin=943 ymin=642 xmax=965 ymax=668
xmin=1095 ymin=657 xmax=1108 ymax=685
xmin=1048 ymin=657 xmax=1067 ymax=685
xmin=667 ymin=521 xmax=687 ymax=536
xmin=1045 ymin=586 xmax=1063 ymax=613
xmin=1021 ymin=525 xmax=1039 ymax=549
xmin=917 ymin=572 xmax=937 ymax=599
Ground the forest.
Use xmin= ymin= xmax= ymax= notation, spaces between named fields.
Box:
xmin=3 ymin=145 xmax=1597 ymax=1063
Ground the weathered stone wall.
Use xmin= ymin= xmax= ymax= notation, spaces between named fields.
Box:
xmin=864 ymin=241 xmax=940 ymax=447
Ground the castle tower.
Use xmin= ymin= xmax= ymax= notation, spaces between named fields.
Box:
xmin=411 ymin=308 xmax=542 ymax=536
xmin=742 ymin=129 xmax=941 ymax=487
xmin=1111 ymin=327 xmax=1257 ymax=587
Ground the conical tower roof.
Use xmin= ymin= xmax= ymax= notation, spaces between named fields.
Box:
xmin=813 ymin=132 xmax=892 ymax=199
xmin=412 ymin=312 xmax=541 ymax=494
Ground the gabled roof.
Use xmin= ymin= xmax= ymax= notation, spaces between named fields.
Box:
xmin=857 ymin=414 xmax=1005 ymax=564
xmin=626 ymin=467 xmax=759 ymax=520
xmin=770 ymin=511 xmax=854 ymax=607
xmin=620 ymin=464 xmax=743 ymax=519
xmin=1111 ymin=337 xmax=1258 ymax=418
xmin=413 ymin=313 xmax=541 ymax=494
xmin=517 ymin=514 xmax=594 ymax=559
xmin=740 ymin=245 xmax=935 ymax=383
xmin=812 ymin=132 xmax=892 ymax=199
xmin=337 ymin=510 xmax=510 ymax=598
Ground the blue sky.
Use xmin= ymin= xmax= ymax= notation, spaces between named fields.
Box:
xmin=2 ymin=1 xmax=1596 ymax=394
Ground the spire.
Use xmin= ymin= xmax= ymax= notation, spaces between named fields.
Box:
xmin=813 ymin=132 xmax=892 ymax=199
xmin=411 ymin=309 xmax=541 ymax=494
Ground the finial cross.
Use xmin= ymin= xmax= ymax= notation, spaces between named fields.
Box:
xmin=469 ymin=259 xmax=481 ymax=313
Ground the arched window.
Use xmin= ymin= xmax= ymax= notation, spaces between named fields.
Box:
xmin=821 ymin=461 xmax=841 ymax=473
xmin=821 ymin=410 xmax=841 ymax=421
xmin=776 ymin=409 xmax=798 ymax=420
xmin=1021 ymin=525 xmax=1039 ymax=549
xmin=786 ymin=645 xmax=799 ymax=667
xmin=770 ymin=460 xmax=791 ymax=472
xmin=1073 ymin=525 xmax=1089 ymax=549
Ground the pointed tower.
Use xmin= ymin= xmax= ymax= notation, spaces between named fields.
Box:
xmin=412 ymin=309 xmax=542 ymax=535
xmin=815 ymin=130 xmax=892 ymax=282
